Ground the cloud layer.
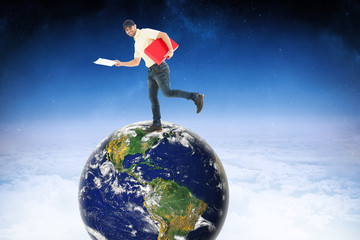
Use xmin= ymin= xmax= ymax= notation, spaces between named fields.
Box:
xmin=211 ymin=133 xmax=360 ymax=240
xmin=0 ymin=119 xmax=359 ymax=239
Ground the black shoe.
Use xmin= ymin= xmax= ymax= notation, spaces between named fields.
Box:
xmin=143 ymin=124 xmax=162 ymax=133
xmin=195 ymin=94 xmax=204 ymax=114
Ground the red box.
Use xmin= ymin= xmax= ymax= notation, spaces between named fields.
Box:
xmin=144 ymin=38 xmax=179 ymax=65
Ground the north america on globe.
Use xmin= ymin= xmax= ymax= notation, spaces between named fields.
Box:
xmin=78 ymin=121 xmax=229 ymax=240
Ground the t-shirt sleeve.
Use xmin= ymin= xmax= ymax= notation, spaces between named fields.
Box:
xmin=142 ymin=28 xmax=160 ymax=40
xmin=134 ymin=43 xmax=141 ymax=58
xmin=133 ymin=28 xmax=160 ymax=60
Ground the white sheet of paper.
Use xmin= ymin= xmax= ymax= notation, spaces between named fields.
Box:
xmin=94 ymin=58 xmax=116 ymax=67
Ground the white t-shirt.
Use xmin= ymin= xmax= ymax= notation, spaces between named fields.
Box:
xmin=134 ymin=28 xmax=160 ymax=68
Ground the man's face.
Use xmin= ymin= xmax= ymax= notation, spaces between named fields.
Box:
xmin=125 ymin=25 xmax=137 ymax=37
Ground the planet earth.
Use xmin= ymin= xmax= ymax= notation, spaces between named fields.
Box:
xmin=78 ymin=121 xmax=229 ymax=240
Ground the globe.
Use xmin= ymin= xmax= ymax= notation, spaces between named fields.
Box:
xmin=78 ymin=121 xmax=229 ymax=240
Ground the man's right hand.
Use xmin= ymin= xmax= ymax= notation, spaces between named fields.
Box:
xmin=114 ymin=60 xmax=122 ymax=67
xmin=114 ymin=58 xmax=140 ymax=67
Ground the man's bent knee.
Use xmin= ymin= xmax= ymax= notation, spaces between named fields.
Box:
xmin=162 ymin=89 xmax=174 ymax=98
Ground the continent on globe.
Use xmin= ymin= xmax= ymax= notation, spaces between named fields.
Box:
xmin=79 ymin=121 xmax=228 ymax=240
xmin=144 ymin=178 xmax=207 ymax=239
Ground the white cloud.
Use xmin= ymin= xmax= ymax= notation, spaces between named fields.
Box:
xmin=216 ymin=134 xmax=360 ymax=240
xmin=0 ymin=175 xmax=88 ymax=240
xmin=0 ymin=119 xmax=359 ymax=240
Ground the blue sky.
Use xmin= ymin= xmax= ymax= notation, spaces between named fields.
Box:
xmin=1 ymin=0 xmax=359 ymax=129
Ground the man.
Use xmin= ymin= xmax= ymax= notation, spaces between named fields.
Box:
xmin=115 ymin=19 xmax=204 ymax=133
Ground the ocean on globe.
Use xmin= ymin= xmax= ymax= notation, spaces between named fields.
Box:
xmin=78 ymin=121 xmax=229 ymax=240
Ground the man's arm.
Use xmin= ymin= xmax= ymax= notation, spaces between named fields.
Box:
xmin=114 ymin=57 xmax=141 ymax=67
xmin=157 ymin=32 xmax=173 ymax=59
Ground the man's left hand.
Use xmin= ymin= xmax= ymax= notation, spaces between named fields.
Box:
xmin=165 ymin=50 xmax=173 ymax=59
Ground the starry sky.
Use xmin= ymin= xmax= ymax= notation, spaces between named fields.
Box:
xmin=1 ymin=0 xmax=359 ymax=133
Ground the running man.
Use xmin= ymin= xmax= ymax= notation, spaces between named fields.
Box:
xmin=115 ymin=19 xmax=204 ymax=133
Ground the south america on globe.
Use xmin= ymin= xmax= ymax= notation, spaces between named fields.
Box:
xmin=78 ymin=121 xmax=229 ymax=240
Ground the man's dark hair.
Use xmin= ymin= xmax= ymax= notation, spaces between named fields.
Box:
xmin=123 ymin=19 xmax=136 ymax=29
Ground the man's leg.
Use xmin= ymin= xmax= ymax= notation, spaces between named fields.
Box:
xmin=154 ymin=62 xmax=204 ymax=113
xmin=154 ymin=62 xmax=198 ymax=99
xmin=147 ymin=71 xmax=161 ymax=126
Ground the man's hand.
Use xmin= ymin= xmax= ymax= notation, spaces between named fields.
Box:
xmin=114 ymin=58 xmax=140 ymax=67
xmin=157 ymin=32 xmax=174 ymax=60
xmin=164 ymin=50 xmax=173 ymax=59
xmin=114 ymin=60 xmax=122 ymax=67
